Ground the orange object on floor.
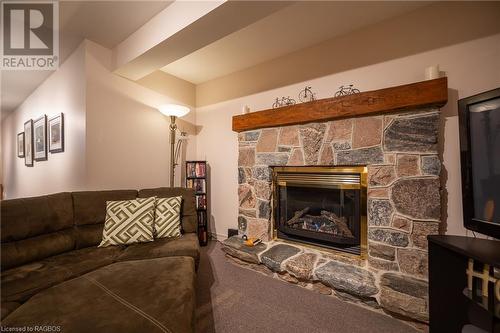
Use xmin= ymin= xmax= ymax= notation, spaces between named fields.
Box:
xmin=244 ymin=238 xmax=262 ymax=247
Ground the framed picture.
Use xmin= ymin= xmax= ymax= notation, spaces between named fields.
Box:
xmin=49 ymin=113 xmax=64 ymax=153
xmin=34 ymin=115 xmax=47 ymax=161
xmin=24 ymin=120 xmax=34 ymax=167
xmin=17 ymin=132 xmax=25 ymax=158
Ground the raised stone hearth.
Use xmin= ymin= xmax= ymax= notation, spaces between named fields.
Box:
xmin=232 ymin=107 xmax=442 ymax=324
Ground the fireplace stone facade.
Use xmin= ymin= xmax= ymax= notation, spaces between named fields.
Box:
xmin=228 ymin=108 xmax=441 ymax=324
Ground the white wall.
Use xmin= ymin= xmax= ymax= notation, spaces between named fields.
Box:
xmin=1 ymin=43 xmax=87 ymax=199
xmin=85 ymin=40 xmax=197 ymax=190
xmin=195 ymin=33 xmax=500 ymax=240
xmin=1 ymin=40 xmax=197 ymax=198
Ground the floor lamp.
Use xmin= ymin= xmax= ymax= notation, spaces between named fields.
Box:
xmin=158 ymin=104 xmax=190 ymax=187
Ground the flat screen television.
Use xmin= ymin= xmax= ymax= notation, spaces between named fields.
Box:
xmin=458 ymin=88 xmax=500 ymax=239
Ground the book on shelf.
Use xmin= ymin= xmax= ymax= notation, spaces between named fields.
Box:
xmin=186 ymin=161 xmax=206 ymax=178
xmin=186 ymin=163 xmax=195 ymax=178
xmin=196 ymin=195 xmax=207 ymax=210
xmin=197 ymin=211 xmax=206 ymax=224
xmin=186 ymin=178 xmax=205 ymax=194
xmin=195 ymin=162 xmax=206 ymax=178
xmin=198 ymin=226 xmax=207 ymax=243
xmin=194 ymin=179 xmax=205 ymax=193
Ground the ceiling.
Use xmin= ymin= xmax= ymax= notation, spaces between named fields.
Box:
xmin=161 ymin=1 xmax=428 ymax=84
xmin=59 ymin=1 xmax=173 ymax=62
xmin=1 ymin=1 xmax=172 ymax=116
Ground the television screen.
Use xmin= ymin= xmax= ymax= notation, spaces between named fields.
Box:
xmin=469 ymin=99 xmax=500 ymax=223
xmin=459 ymin=88 xmax=500 ymax=239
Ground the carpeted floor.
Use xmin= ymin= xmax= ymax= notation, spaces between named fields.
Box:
xmin=195 ymin=240 xmax=418 ymax=333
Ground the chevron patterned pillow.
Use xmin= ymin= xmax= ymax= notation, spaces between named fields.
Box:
xmin=99 ymin=196 xmax=156 ymax=247
xmin=154 ymin=196 xmax=182 ymax=239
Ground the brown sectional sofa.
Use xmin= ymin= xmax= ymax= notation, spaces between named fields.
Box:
xmin=1 ymin=187 xmax=200 ymax=333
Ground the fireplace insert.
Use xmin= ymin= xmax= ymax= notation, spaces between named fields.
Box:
xmin=272 ymin=166 xmax=367 ymax=256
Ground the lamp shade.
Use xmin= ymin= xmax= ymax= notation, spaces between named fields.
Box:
xmin=158 ymin=104 xmax=190 ymax=117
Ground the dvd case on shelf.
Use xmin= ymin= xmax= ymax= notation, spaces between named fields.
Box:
xmin=193 ymin=179 xmax=205 ymax=193
xmin=196 ymin=195 xmax=207 ymax=210
xmin=186 ymin=161 xmax=206 ymax=178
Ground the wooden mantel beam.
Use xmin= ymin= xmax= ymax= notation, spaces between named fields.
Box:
xmin=232 ymin=77 xmax=448 ymax=132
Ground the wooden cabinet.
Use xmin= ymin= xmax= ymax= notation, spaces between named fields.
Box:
xmin=428 ymin=235 xmax=499 ymax=333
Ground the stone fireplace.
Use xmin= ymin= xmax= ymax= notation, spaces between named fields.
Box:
xmin=237 ymin=110 xmax=441 ymax=253
xmin=227 ymin=105 xmax=442 ymax=324
xmin=273 ymin=166 xmax=367 ymax=256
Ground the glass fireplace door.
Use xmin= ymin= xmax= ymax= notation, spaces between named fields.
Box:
xmin=273 ymin=167 xmax=367 ymax=255
xmin=279 ymin=185 xmax=360 ymax=245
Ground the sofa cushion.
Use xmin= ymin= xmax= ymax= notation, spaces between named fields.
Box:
xmin=72 ymin=190 xmax=138 ymax=249
xmin=118 ymin=233 xmax=200 ymax=267
xmin=72 ymin=190 xmax=138 ymax=226
xmin=154 ymin=196 xmax=182 ymax=239
xmin=99 ymin=197 xmax=156 ymax=247
xmin=1 ymin=302 xmax=20 ymax=320
xmin=138 ymin=187 xmax=197 ymax=233
xmin=1 ymin=193 xmax=76 ymax=270
xmin=1 ymin=246 xmax=123 ymax=304
xmin=2 ymin=257 xmax=196 ymax=333
xmin=1 ymin=229 xmax=75 ymax=270
xmin=1 ymin=192 xmax=73 ymax=242
xmin=74 ymin=224 xmax=104 ymax=249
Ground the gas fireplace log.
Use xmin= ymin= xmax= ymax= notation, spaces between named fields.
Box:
xmin=320 ymin=211 xmax=354 ymax=238
xmin=320 ymin=210 xmax=343 ymax=223
xmin=303 ymin=215 xmax=331 ymax=229
xmin=286 ymin=207 xmax=310 ymax=225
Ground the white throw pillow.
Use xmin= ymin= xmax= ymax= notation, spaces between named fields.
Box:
xmin=154 ymin=196 xmax=182 ymax=239
xmin=99 ymin=196 xmax=156 ymax=247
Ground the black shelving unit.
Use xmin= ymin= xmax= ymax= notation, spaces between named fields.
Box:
xmin=428 ymin=235 xmax=500 ymax=332
xmin=185 ymin=161 xmax=208 ymax=246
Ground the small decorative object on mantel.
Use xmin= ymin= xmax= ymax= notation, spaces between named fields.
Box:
xmin=17 ymin=132 xmax=25 ymax=158
xmin=334 ymin=84 xmax=360 ymax=97
xmin=298 ymin=86 xmax=316 ymax=102
xmin=33 ymin=115 xmax=48 ymax=161
xmin=282 ymin=96 xmax=296 ymax=106
xmin=272 ymin=97 xmax=280 ymax=108
xmin=425 ymin=65 xmax=440 ymax=80
xmin=272 ymin=96 xmax=296 ymax=109
xmin=49 ymin=113 xmax=64 ymax=153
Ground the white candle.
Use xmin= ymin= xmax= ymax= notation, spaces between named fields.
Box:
xmin=242 ymin=105 xmax=250 ymax=114
xmin=425 ymin=65 xmax=440 ymax=80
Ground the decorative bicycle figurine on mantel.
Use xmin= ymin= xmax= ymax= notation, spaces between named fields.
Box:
xmin=334 ymin=84 xmax=360 ymax=97
xmin=298 ymin=86 xmax=316 ymax=103
xmin=272 ymin=96 xmax=296 ymax=109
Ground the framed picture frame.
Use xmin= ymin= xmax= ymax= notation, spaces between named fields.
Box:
xmin=49 ymin=113 xmax=64 ymax=153
xmin=17 ymin=132 xmax=25 ymax=158
xmin=24 ymin=120 xmax=34 ymax=167
xmin=34 ymin=115 xmax=47 ymax=161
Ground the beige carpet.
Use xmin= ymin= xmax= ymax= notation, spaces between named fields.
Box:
xmin=195 ymin=240 xmax=418 ymax=333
